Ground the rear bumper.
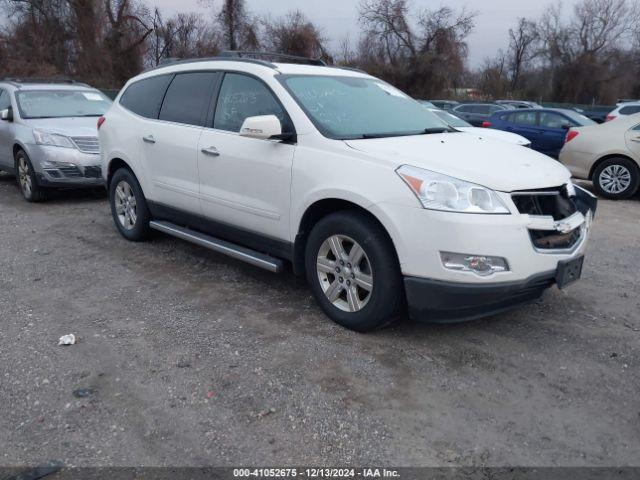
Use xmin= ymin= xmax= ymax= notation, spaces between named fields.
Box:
xmin=404 ymin=272 xmax=557 ymax=323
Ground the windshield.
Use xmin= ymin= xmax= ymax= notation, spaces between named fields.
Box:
xmin=563 ymin=110 xmax=597 ymax=126
xmin=432 ymin=109 xmax=471 ymax=128
xmin=281 ymin=75 xmax=451 ymax=139
xmin=16 ymin=90 xmax=112 ymax=119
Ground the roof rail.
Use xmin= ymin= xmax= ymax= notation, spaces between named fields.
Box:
xmin=2 ymin=77 xmax=91 ymax=87
xmin=144 ymin=56 xmax=278 ymax=73
xmin=218 ymin=50 xmax=327 ymax=66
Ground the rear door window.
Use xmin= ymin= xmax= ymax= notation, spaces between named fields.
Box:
xmin=475 ymin=105 xmax=491 ymax=114
xmin=512 ymin=111 xmax=538 ymax=126
xmin=159 ymin=72 xmax=219 ymax=126
xmin=539 ymin=112 xmax=572 ymax=129
xmin=120 ymin=75 xmax=172 ymax=119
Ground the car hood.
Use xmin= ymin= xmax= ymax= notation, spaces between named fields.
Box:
xmin=456 ymin=127 xmax=530 ymax=146
xmin=345 ymin=133 xmax=571 ymax=192
xmin=22 ymin=117 xmax=99 ymax=137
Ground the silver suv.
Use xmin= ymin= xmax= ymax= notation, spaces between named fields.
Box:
xmin=0 ymin=79 xmax=112 ymax=201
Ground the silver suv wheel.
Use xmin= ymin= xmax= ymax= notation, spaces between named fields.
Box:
xmin=114 ymin=180 xmax=137 ymax=230
xmin=316 ymin=235 xmax=374 ymax=312
xmin=18 ymin=157 xmax=32 ymax=197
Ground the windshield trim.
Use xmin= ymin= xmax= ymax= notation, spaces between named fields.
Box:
xmin=15 ymin=89 xmax=111 ymax=120
xmin=277 ymin=73 xmax=448 ymax=141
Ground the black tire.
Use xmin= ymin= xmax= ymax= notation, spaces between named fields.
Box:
xmin=304 ymin=211 xmax=404 ymax=332
xmin=15 ymin=150 xmax=46 ymax=202
xmin=109 ymin=167 xmax=151 ymax=241
xmin=592 ymin=157 xmax=640 ymax=200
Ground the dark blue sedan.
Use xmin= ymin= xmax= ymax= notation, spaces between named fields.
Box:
xmin=483 ymin=108 xmax=596 ymax=158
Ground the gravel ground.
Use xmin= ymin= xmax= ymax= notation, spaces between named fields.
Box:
xmin=0 ymin=172 xmax=638 ymax=468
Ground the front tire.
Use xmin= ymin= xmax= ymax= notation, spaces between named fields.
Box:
xmin=109 ymin=168 xmax=151 ymax=241
xmin=305 ymin=211 xmax=404 ymax=332
xmin=15 ymin=150 xmax=46 ymax=202
xmin=593 ymin=157 xmax=639 ymax=200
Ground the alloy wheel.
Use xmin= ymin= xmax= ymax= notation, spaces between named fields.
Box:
xmin=114 ymin=180 xmax=137 ymax=230
xmin=18 ymin=157 xmax=32 ymax=197
xmin=316 ymin=235 xmax=374 ymax=313
xmin=599 ymin=164 xmax=632 ymax=194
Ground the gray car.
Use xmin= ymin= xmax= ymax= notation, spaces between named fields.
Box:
xmin=0 ymin=79 xmax=112 ymax=201
xmin=451 ymin=103 xmax=513 ymax=127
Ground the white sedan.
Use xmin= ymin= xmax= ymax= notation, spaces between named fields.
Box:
xmin=429 ymin=108 xmax=532 ymax=147
xmin=560 ymin=113 xmax=640 ymax=199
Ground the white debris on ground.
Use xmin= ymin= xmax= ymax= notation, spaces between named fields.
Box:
xmin=58 ymin=334 xmax=76 ymax=346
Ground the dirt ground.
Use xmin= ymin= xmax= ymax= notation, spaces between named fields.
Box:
xmin=0 ymin=172 xmax=638 ymax=468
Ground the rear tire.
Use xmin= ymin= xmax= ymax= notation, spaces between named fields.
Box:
xmin=304 ymin=211 xmax=404 ymax=332
xmin=15 ymin=150 xmax=46 ymax=202
xmin=109 ymin=168 xmax=151 ymax=241
xmin=592 ymin=157 xmax=639 ymax=200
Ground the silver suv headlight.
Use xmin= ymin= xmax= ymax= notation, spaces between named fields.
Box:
xmin=397 ymin=165 xmax=510 ymax=214
xmin=33 ymin=129 xmax=75 ymax=149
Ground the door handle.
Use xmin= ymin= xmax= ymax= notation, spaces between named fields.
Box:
xmin=142 ymin=135 xmax=156 ymax=144
xmin=201 ymin=146 xmax=220 ymax=157
xmin=631 ymin=137 xmax=640 ymax=143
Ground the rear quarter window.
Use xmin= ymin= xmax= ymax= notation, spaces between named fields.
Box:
xmin=620 ymin=105 xmax=640 ymax=115
xmin=120 ymin=75 xmax=173 ymax=119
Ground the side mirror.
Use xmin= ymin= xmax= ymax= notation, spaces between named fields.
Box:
xmin=1 ymin=107 xmax=13 ymax=122
xmin=240 ymin=115 xmax=293 ymax=141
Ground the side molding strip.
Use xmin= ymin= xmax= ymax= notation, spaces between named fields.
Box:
xmin=149 ymin=220 xmax=284 ymax=273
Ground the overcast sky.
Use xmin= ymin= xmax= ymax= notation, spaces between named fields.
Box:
xmin=150 ymin=0 xmax=580 ymax=67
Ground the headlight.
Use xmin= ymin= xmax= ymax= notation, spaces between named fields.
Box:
xmin=33 ymin=130 xmax=75 ymax=148
xmin=396 ymin=165 xmax=510 ymax=214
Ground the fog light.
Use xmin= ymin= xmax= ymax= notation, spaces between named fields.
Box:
xmin=42 ymin=160 xmax=76 ymax=168
xmin=440 ymin=252 xmax=509 ymax=277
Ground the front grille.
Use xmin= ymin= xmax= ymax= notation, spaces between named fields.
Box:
xmin=511 ymin=186 xmax=577 ymax=220
xmin=512 ymin=185 xmax=582 ymax=251
xmin=71 ymin=136 xmax=100 ymax=154
xmin=529 ymin=228 xmax=582 ymax=250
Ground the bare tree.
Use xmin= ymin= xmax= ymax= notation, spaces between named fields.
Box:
xmin=262 ymin=10 xmax=331 ymax=61
xmin=507 ymin=18 xmax=539 ymax=92
xmin=149 ymin=9 xmax=219 ymax=66
xmin=357 ymin=0 xmax=476 ymax=97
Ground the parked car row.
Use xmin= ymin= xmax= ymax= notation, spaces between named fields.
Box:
xmin=483 ymin=108 xmax=596 ymax=158
xmin=426 ymin=107 xmax=531 ymax=147
xmin=0 ymin=55 xmax=607 ymax=333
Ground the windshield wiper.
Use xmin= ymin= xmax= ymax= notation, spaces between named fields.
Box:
xmin=423 ymin=127 xmax=455 ymax=134
xmin=360 ymin=132 xmax=407 ymax=139
xmin=356 ymin=128 xmax=455 ymax=139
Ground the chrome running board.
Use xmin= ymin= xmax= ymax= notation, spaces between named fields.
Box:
xmin=149 ymin=220 xmax=284 ymax=273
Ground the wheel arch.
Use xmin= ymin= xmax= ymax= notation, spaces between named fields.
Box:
xmin=106 ymin=157 xmax=148 ymax=199
xmin=12 ymin=142 xmax=30 ymax=162
xmin=106 ymin=158 xmax=131 ymax=188
xmin=292 ymin=198 xmax=400 ymax=276
xmin=589 ymin=153 xmax=640 ymax=180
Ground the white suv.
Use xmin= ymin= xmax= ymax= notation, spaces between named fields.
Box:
xmin=99 ymin=53 xmax=598 ymax=332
